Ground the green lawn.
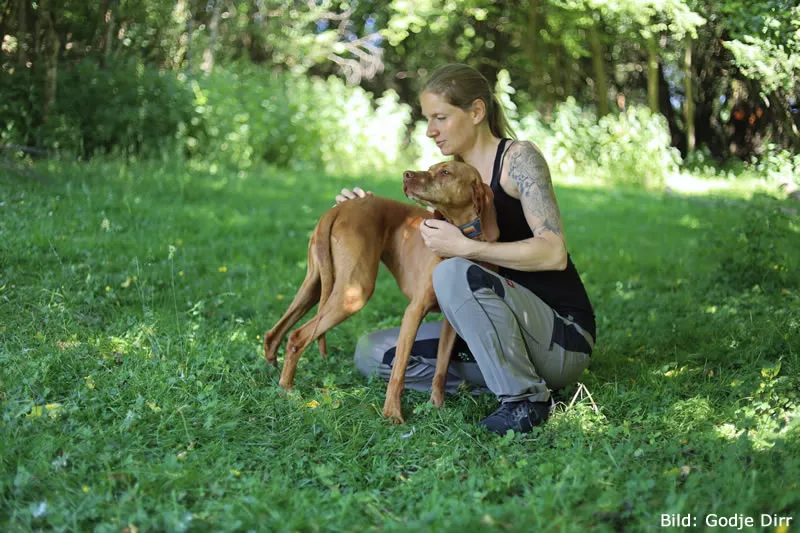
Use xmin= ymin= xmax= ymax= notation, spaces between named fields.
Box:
xmin=1 ymin=160 xmax=798 ymax=532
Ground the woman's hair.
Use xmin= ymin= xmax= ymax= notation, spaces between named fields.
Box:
xmin=423 ymin=63 xmax=517 ymax=141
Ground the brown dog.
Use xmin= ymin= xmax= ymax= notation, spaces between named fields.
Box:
xmin=263 ymin=161 xmax=499 ymax=423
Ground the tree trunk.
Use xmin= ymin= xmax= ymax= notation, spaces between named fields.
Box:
xmin=186 ymin=6 xmax=193 ymax=73
xmin=202 ymin=0 xmax=221 ymax=75
xmin=647 ymin=34 xmax=659 ymax=113
xmin=103 ymin=0 xmax=117 ymax=67
xmin=563 ymin=51 xmax=574 ymax=98
xmin=684 ymin=39 xmax=695 ymax=153
xmin=33 ymin=0 xmax=40 ymax=65
xmin=95 ymin=0 xmax=108 ymax=52
xmin=40 ymin=0 xmax=59 ymax=125
xmin=17 ymin=0 xmax=28 ymax=66
xmin=525 ymin=0 xmax=542 ymax=99
xmin=659 ymin=62 xmax=686 ymax=154
xmin=588 ymin=25 xmax=608 ymax=117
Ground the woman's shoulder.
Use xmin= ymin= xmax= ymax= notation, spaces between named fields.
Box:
xmin=502 ymin=139 xmax=550 ymax=178
xmin=505 ymin=139 xmax=545 ymax=158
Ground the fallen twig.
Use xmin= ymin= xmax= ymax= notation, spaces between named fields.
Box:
xmin=567 ymin=382 xmax=600 ymax=412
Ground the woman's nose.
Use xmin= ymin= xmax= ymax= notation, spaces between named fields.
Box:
xmin=426 ymin=123 xmax=437 ymax=138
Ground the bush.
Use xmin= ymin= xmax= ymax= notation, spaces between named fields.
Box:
xmin=752 ymin=147 xmax=800 ymax=188
xmin=2 ymin=60 xmax=415 ymax=176
xmin=516 ymin=98 xmax=682 ymax=188
xmin=0 ymin=58 xmax=194 ymax=158
xmin=0 ymin=67 xmax=40 ymax=150
xmin=187 ymin=65 xmax=413 ymax=175
xmin=682 ymin=143 xmax=800 ymax=194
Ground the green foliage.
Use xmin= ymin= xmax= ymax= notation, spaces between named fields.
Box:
xmin=1 ymin=60 xmax=414 ymax=175
xmin=684 ymin=145 xmax=800 ymax=191
xmin=551 ymin=0 xmax=705 ymax=40
xmin=0 ymin=59 xmax=194 ymax=158
xmin=724 ymin=37 xmax=800 ymax=95
xmin=0 ymin=68 xmax=40 ymax=149
xmin=4 ymin=0 xmax=800 ymax=167
xmin=55 ymin=58 xmax=194 ymax=157
xmin=187 ymin=65 xmax=413 ymax=175
xmin=751 ymin=147 xmax=800 ymax=188
xmin=719 ymin=2 xmax=800 ymax=93
xmin=518 ymin=98 xmax=682 ymax=188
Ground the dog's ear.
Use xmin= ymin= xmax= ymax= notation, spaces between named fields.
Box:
xmin=472 ymin=181 xmax=500 ymax=242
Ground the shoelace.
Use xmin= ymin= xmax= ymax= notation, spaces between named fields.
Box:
xmin=491 ymin=403 xmax=532 ymax=425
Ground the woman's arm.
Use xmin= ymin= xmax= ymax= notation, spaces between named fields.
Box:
xmin=470 ymin=141 xmax=567 ymax=271
xmin=462 ymin=234 xmax=566 ymax=272
xmin=420 ymin=141 xmax=568 ymax=272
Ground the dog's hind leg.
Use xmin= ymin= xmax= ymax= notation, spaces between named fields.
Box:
xmin=278 ymin=256 xmax=379 ymax=390
xmin=263 ymin=239 xmax=322 ymax=367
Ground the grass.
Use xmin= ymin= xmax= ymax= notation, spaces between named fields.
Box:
xmin=1 ymin=158 xmax=799 ymax=532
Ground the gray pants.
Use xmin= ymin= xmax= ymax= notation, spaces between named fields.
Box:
xmin=354 ymin=258 xmax=594 ymax=403
xmin=354 ymin=321 xmax=490 ymax=395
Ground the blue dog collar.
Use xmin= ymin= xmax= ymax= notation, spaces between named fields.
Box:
xmin=458 ymin=218 xmax=482 ymax=239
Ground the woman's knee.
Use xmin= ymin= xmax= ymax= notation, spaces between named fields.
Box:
xmin=353 ymin=329 xmax=394 ymax=379
xmin=433 ymin=257 xmax=506 ymax=306
xmin=432 ymin=257 xmax=473 ymax=303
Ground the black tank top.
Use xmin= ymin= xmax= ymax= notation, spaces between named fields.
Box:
xmin=491 ymin=139 xmax=596 ymax=340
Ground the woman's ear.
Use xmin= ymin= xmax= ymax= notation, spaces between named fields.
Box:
xmin=471 ymin=98 xmax=486 ymax=124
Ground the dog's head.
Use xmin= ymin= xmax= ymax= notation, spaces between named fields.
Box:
xmin=403 ymin=161 xmax=499 ymax=242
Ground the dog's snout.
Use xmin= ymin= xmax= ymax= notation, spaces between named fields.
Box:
xmin=403 ymin=171 xmax=414 ymax=181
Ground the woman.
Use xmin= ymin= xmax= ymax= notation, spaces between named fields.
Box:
xmin=336 ymin=63 xmax=596 ymax=434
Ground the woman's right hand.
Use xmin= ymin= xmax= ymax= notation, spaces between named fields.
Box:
xmin=335 ymin=187 xmax=372 ymax=204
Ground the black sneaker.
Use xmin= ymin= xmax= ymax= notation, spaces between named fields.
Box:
xmin=477 ymin=400 xmax=549 ymax=434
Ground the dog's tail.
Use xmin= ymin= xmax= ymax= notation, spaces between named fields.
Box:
xmin=309 ymin=208 xmax=337 ymax=358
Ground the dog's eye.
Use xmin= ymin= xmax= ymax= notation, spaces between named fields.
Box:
xmin=440 ymin=170 xmax=450 ymax=176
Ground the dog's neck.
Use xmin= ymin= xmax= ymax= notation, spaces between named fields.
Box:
xmin=457 ymin=218 xmax=483 ymax=239
xmin=439 ymin=208 xmax=485 ymax=241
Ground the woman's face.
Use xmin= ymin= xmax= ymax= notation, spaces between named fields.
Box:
xmin=421 ymin=90 xmax=479 ymax=157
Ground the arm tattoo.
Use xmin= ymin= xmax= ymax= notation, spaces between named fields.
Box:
xmin=508 ymin=142 xmax=564 ymax=237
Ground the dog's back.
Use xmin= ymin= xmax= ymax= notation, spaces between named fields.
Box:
xmin=263 ymin=195 xmax=438 ymax=380
xmin=321 ymin=196 xmax=438 ymax=300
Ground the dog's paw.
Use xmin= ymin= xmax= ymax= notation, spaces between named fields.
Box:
xmin=429 ymin=390 xmax=445 ymax=408
xmin=382 ymin=401 xmax=405 ymax=424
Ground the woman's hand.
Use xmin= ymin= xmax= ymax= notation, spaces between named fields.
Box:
xmin=335 ymin=187 xmax=372 ymax=204
xmin=419 ymin=219 xmax=479 ymax=258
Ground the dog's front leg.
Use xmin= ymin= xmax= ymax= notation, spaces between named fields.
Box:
xmin=382 ymin=300 xmax=427 ymax=424
xmin=430 ymin=319 xmax=456 ymax=408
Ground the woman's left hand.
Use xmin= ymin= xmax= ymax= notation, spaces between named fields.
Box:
xmin=419 ymin=219 xmax=474 ymax=258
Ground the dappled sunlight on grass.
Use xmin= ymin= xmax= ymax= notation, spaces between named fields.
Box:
xmin=668 ymin=397 xmax=714 ymax=431
xmin=558 ymin=167 xmax=788 ymax=201
xmin=665 ymin=171 xmax=778 ymax=198
xmin=549 ymin=401 xmax=610 ymax=437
